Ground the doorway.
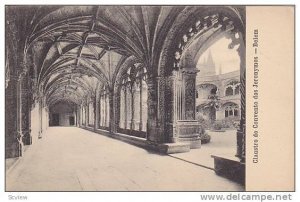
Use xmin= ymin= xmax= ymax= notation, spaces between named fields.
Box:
xmin=69 ymin=116 xmax=75 ymax=126
xmin=52 ymin=113 xmax=59 ymax=126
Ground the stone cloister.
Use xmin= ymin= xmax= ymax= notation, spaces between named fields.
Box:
xmin=5 ymin=6 xmax=245 ymax=180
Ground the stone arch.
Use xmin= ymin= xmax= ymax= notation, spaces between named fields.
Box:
xmin=225 ymin=86 xmax=234 ymax=96
xmin=156 ymin=6 xmax=245 ymax=156
xmin=158 ymin=6 xmax=245 ymax=76
xmin=224 ymin=79 xmax=240 ymax=96
xmin=113 ymin=57 xmax=148 ymax=138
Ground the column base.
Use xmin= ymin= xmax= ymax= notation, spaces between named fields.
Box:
xmin=177 ymin=137 xmax=201 ymax=149
xmin=211 ymin=154 xmax=245 ymax=185
xmin=157 ymin=142 xmax=190 ymax=154
xmin=175 ymin=120 xmax=202 ymax=149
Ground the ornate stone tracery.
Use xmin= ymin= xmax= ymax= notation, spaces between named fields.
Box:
xmin=117 ymin=64 xmax=148 ymax=138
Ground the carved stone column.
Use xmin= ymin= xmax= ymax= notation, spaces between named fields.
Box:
xmin=164 ymin=70 xmax=178 ymax=143
xmin=5 ymin=74 xmax=23 ymax=158
xmin=132 ymin=82 xmax=142 ymax=131
xmin=114 ymin=89 xmax=120 ymax=133
xmin=103 ymin=94 xmax=106 ymax=127
xmin=126 ymin=86 xmax=132 ymax=129
xmin=21 ymin=72 xmax=32 ymax=145
xmin=156 ymin=76 xmax=166 ymax=142
xmin=139 ymin=78 xmax=143 ymax=131
xmin=98 ymin=96 xmax=101 ymax=127
xmin=181 ymin=68 xmax=199 ymax=120
xmin=146 ymin=77 xmax=160 ymax=143
xmin=85 ymin=98 xmax=88 ymax=127
xmin=76 ymin=106 xmax=80 ymax=127
xmin=38 ymin=96 xmax=44 ymax=139
xmin=130 ymin=86 xmax=136 ymax=130
xmin=109 ymin=89 xmax=116 ymax=133
xmin=94 ymin=95 xmax=99 ymax=130
xmin=80 ymin=105 xmax=83 ymax=125
xmin=166 ymin=68 xmax=201 ymax=149
xmin=123 ymin=87 xmax=127 ymax=129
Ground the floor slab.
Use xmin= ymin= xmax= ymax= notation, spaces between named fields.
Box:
xmin=6 ymin=127 xmax=244 ymax=191
xmin=169 ymin=130 xmax=237 ymax=169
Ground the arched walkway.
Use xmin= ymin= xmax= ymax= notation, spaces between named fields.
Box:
xmin=5 ymin=5 xmax=246 ymax=191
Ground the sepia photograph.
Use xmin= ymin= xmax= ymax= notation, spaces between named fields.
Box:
xmin=4 ymin=3 xmax=295 ymax=195
xmin=5 ymin=5 xmax=246 ymax=191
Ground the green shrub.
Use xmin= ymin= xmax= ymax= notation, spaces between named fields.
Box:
xmin=196 ymin=114 xmax=213 ymax=129
xmin=201 ymin=132 xmax=211 ymax=144
xmin=212 ymin=122 xmax=223 ymax=130
xmin=221 ymin=117 xmax=240 ymax=129
xmin=198 ymin=125 xmax=211 ymax=144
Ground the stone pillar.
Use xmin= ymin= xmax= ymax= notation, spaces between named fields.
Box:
xmin=156 ymin=76 xmax=166 ymax=142
xmin=124 ymin=86 xmax=128 ymax=129
xmin=106 ymin=92 xmax=110 ymax=128
xmin=98 ymin=96 xmax=101 ymax=127
xmin=126 ymin=86 xmax=132 ymax=129
xmin=21 ymin=72 xmax=32 ymax=145
xmin=181 ymin=68 xmax=199 ymax=120
xmin=109 ymin=89 xmax=116 ymax=133
xmin=103 ymin=93 xmax=107 ymax=127
xmin=5 ymin=75 xmax=23 ymax=158
xmin=139 ymin=78 xmax=143 ymax=131
xmin=88 ymin=100 xmax=93 ymax=126
xmin=43 ymin=106 xmax=48 ymax=130
xmin=146 ymin=77 xmax=160 ymax=143
xmin=114 ymin=89 xmax=120 ymax=133
xmin=82 ymin=105 xmax=85 ymax=126
xmin=165 ymin=71 xmax=179 ymax=143
xmin=119 ymin=87 xmax=124 ymax=128
xmin=38 ymin=96 xmax=43 ymax=139
xmin=85 ymin=98 xmax=88 ymax=127
xmin=101 ymin=95 xmax=103 ymax=127
xmin=94 ymin=94 xmax=99 ymax=130
xmin=76 ymin=106 xmax=80 ymax=127
xmin=165 ymin=69 xmax=201 ymax=149
xmin=80 ymin=105 xmax=82 ymax=125
xmin=130 ymin=85 xmax=136 ymax=130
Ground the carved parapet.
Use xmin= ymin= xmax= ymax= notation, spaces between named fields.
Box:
xmin=174 ymin=120 xmax=201 ymax=149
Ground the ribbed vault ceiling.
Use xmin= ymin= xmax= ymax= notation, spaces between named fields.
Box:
xmin=5 ymin=5 xmax=245 ymax=108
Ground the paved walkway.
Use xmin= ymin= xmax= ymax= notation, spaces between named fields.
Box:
xmin=6 ymin=127 xmax=243 ymax=191
xmin=170 ymin=130 xmax=237 ymax=169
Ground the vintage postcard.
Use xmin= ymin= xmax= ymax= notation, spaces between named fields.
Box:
xmin=4 ymin=5 xmax=294 ymax=193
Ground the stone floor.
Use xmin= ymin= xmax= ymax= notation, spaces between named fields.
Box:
xmin=169 ymin=130 xmax=237 ymax=169
xmin=6 ymin=127 xmax=244 ymax=191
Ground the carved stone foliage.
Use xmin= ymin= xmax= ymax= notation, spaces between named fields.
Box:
xmin=157 ymin=77 xmax=165 ymax=126
xmin=164 ymin=77 xmax=173 ymax=123
xmin=173 ymin=14 xmax=236 ymax=70
xmin=184 ymin=78 xmax=195 ymax=120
